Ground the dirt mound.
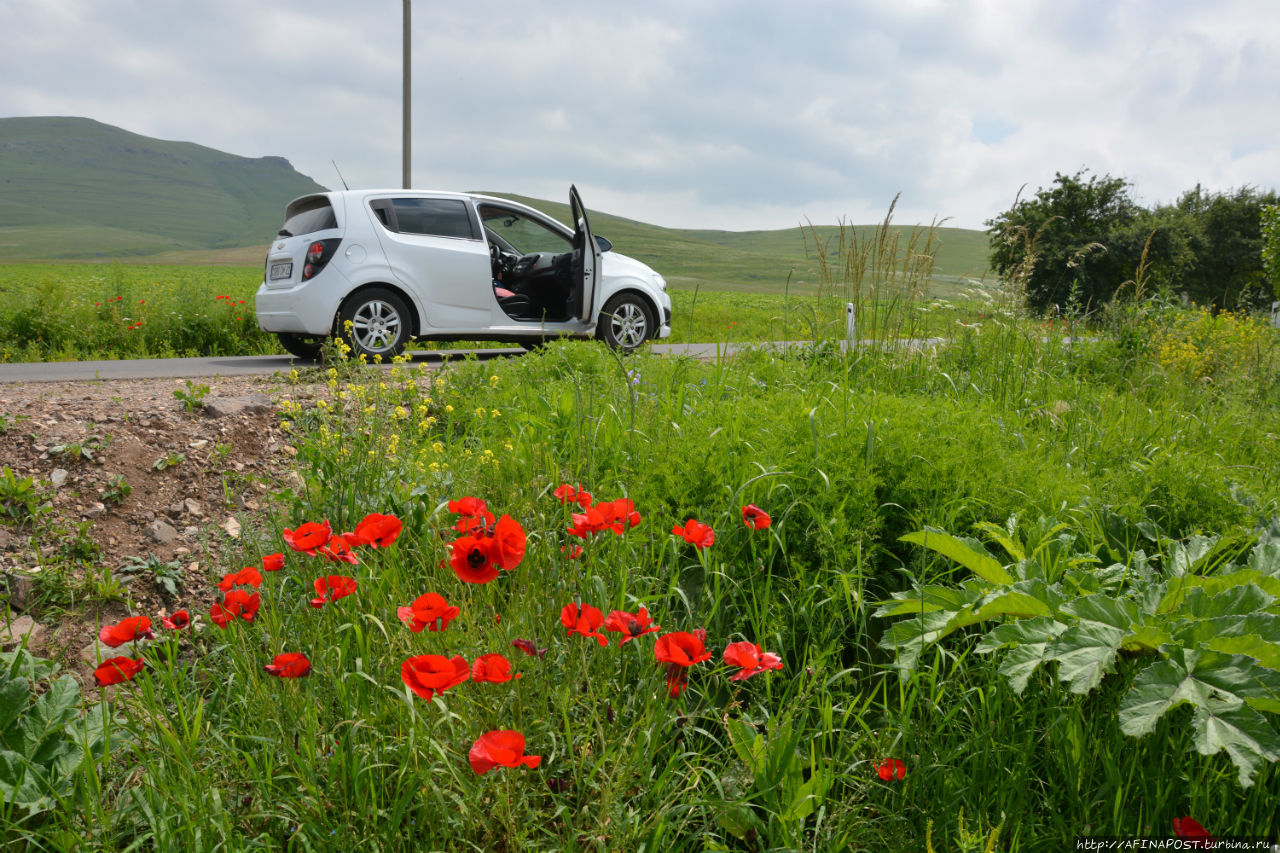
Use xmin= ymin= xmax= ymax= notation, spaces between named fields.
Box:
xmin=0 ymin=375 xmax=309 ymax=681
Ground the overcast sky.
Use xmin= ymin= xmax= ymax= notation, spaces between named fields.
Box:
xmin=2 ymin=0 xmax=1277 ymax=231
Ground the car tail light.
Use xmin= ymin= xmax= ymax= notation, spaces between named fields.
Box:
xmin=302 ymin=238 xmax=342 ymax=281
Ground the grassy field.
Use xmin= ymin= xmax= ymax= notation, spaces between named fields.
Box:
xmin=4 ymin=297 xmax=1280 ymax=850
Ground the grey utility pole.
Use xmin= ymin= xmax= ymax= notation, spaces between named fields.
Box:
xmin=402 ymin=0 xmax=411 ymax=189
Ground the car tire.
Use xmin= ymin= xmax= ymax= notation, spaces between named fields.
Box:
xmin=596 ymin=293 xmax=652 ymax=352
xmin=276 ymin=333 xmax=325 ymax=361
xmin=339 ymin=287 xmax=411 ymax=360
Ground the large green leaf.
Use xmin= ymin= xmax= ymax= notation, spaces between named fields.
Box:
xmin=1119 ymin=647 xmax=1280 ymax=739
xmin=873 ymin=584 xmax=983 ymax=619
xmin=1168 ymin=535 xmax=1219 ymax=577
xmin=1046 ymin=622 xmax=1127 ymax=694
xmin=899 ymin=528 xmax=1014 ymax=585
xmin=1160 ymin=571 xmax=1280 ymax=613
xmin=16 ymin=675 xmax=80 ymax=760
xmin=0 ymin=676 xmax=29 ymax=739
xmin=1246 ymin=541 xmax=1280 ymax=577
xmin=0 ymin=748 xmax=52 ymax=813
xmin=976 ymin=617 xmax=1070 ymax=694
xmin=1060 ymin=594 xmax=1141 ymax=630
xmin=1191 ymin=702 xmax=1280 ymax=788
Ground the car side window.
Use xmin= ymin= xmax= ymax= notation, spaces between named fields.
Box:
xmin=377 ymin=198 xmax=480 ymax=240
xmin=479 ymin=206 xmax=572 ymax=255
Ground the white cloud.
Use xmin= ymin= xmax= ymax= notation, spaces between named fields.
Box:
xmin=2 ymin=0 xmax=1278 ymax=231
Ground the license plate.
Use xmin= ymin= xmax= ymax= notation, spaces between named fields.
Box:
xmin=270 ymin=261 xmax=293 ymax=281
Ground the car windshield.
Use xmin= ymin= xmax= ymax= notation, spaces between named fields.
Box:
xmin=479 ymin=206 xmax=571 ymax=255
xmin=279 ymin=198 xmax=337 ymax=237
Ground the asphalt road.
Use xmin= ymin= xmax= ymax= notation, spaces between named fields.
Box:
xmin=0 ymin=342 xmax=739 ymax=383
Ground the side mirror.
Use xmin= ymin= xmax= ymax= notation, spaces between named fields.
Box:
xmin=594 ymin=235 xmax=613 ymax=252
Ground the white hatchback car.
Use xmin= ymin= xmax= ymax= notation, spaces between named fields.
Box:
xmin=255 ymin=185 xmax=671 ymax=359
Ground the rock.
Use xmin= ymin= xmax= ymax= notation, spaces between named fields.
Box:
xmin=146 ymin=520 xmax=180 ymax=544
xmin=83 ymin=502 xmax=106 ymax=519
xmin=0 ymin=614 xmax=45 ymax=650
xmin=221 ymin=517 xmax=242 ymax=539
xmin=2 ymin=572 xmax=35 ymax=611
xmin=183 ymin=526 xmax=199 ymax=539
xmin=190 ymin=439 xmax=209 ymax=450
xmin=204 ymin=394 xmax=273 ymax=418
xmin=184 ymin=498 xmax=204 ymax=517
xmin=50 ymin=468 xmax=69 ymax=488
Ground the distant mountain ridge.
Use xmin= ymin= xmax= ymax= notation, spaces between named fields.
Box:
xmin=0 ymin=116 xmax=327 ymax=259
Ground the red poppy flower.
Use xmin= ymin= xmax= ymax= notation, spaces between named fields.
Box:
xmin=218 ymin=566 xmax=264 ymax=592
xmin=262 ymin=552 xmax=285 ymax=572
xmin=1173 ymin=817 xmax=1213 ymax=847
xmin=672 ymin=519 xmax=715 ymax=549
xmin=567 ymin=505 xmax=607 ymax=539
xmin=264 ymin=652 xmax=312 ymax=678
xmin=723 ymin=641 xmax=783 ymax=680
xmin=561 ymin=544 xmax=584 ymax=559
xmin=603 ymin=607 xmax=661 ymax=645
xmin=349 ymin=512 xmax=403 ymax=548
xmin=453 ymin=511 xmax=495 ymax=534
xmin=448 ymin=534 xmax=500 ymax=584
xmin=283 ymin=520 xmax=332 ymax=555
xmin=448 ymin=496 xmax=489 ymax=517
xmin=99 ymin=616 xmax=153 ymax=648
xmin=560 ymin=603 xmax=608 ymax=647
xmin=161 ymin=610 xmax=190 ymax=631
xmin=93 ymin=656 xmax=145 ymax=687
xmin=310 ymin=575 xmax=358 ymax=608
xmin=741 ymin=504 xmax=771 ymax=530
xmin=553 ymin=483 xmax=594 ymax=508
xmin=876 ymin=758 xmax=906 ymax=781
xmin=211 ymin=589 xmax=261 ymax=627
xmin=654 ymin=630 xmax=712 ymax=697
xmin=510 ymin=638 xmax=547 ymax=658
xmin=397 ymin=592 xmax=460 ymax=633
xmin=468 ymin=730 xmax=541 ymax=775
xmin=317 ymin=533 xmax=360 ymax=564
xmin=472 ymin=653 xmax=521 ymax=683
xmin=400 ymin=654 xmax=470 ymax=701
xmin=490 ymin=515 xmax=527 ymax=570
xmin=597 ymin=498 xmax=641 ymax=533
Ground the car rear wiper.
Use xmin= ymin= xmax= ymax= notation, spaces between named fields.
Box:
xmin=277 ymin=229 xmax=293 ymax=237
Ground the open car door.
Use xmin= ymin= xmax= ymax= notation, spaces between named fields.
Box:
xmin=570 ymin=185 xmax=602 ymax=324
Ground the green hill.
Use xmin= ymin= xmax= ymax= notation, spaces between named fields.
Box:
xmin=0 ymin=117 xmax=991 ymax=292
xmin=0 ymin=116 xmax=327 ymax=259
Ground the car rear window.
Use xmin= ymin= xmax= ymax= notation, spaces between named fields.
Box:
xmin=279 ymin=198 xmax=338 ymax=237
xmin=387 ymin=198 xmax=479 ymax=240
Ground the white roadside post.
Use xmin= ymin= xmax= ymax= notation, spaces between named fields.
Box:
xmin=846 ymin=302 xmax=857 ymax=349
